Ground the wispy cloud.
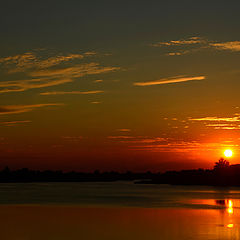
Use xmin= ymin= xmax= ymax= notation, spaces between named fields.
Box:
xmin=0 ymin=79 xmax=72 ymax=94
xmin=107 ymin=133 xmax=240 ymax=153
xmin=131 ymin=141 xmax=239 ymax=153
xmin=0 ymin=50 xmax=119 ymax=95
xmin=134 ymin=76 xmax=205 ymax=86
xmin=151 ymin=37 xmax=240 ymax=55
xmin=0 ymin=52 xmax=37 ymax=71
xmin=189 ymin=116 xmax=240 ymax=122
xmin=209 ymin=41 xmax=240 ymax=52
xmin=108 ymin=136 xmax=135 ymax=139
xmin=0 ymin=51 xmax=96 ymax=72
xmin=150 ymin=37 xmax=204 ymax=47
xmin=30 ymin=63 xmax=119 ymax=78
xmin=205 ymin=124 xmax=234 ymax=127
xmin=91 ymin=101 xmax=101 ymax=104
xmin=0 ymin=103 xmax=64 ymax=115
xmin=116 ymin=129 xmax=131 ymax=132
xmin=189 ymin=116 xmax=240 ymax=130
xmin=40 ymin=90 xmax=104 ymax=96
xmin=0 ymin=62 xmax=117 ymax=93
xmin=210 ymin=126 xmax=240 ymax=130
xmin=0 ymin=120 xmax=32 ymax=126
xmin=108 ymin=136 xmax=167 ymax=144
xmin=166 ymin=51 xmax=189 ymax=56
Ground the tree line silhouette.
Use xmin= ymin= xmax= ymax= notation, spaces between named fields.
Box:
xmin=0 ymin=158 xmax=239 ymax=186
xmin=138 ymin=158 xmax=240 ymax=186
xmin=0 ymin=167 xmax=156 ymax=183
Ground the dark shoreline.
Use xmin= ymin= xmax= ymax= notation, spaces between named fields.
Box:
xmin=136 ymin=164 xmax=240 ymax=187
xmin=1 ymin=161 xmax=240 ymax=187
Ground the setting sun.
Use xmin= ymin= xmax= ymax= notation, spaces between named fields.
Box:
xmin=224 ymin=149 xmax=233 ymax=158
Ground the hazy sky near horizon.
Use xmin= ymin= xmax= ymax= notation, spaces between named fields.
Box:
xmin=1 ymin=1 xmax=240 ymax=171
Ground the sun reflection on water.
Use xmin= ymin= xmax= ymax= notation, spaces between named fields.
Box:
xmin=226 ymin=223 xmax=234 ymax=228
xmin=190 ymin=198 xmax=237 ymax=230
xmin=226 ymin=200 xmax=234 ymax=230
xmin=227 ymin=200 xmax=233 ymax=214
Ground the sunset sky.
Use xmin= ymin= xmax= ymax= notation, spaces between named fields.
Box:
xmin=1 ymin=1 xmax=240 ymax=171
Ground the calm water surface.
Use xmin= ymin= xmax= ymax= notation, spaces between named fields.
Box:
xmin=0 ymin=182 xmax=240 ymax=239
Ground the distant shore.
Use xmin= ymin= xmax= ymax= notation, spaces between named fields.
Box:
xmin=0 ymin=167 xmax=154 ymax=183
xmin=0 ymin=160 xmax=239 ymax=187
xmin=137 ymin=163 xmax=240 ymax=187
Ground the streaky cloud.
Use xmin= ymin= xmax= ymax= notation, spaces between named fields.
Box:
xmin=205 ymin=123 xmax=240 ymax=130
xmin=108 ymin=136 xmax=135 ymax=139
xmin=0 ymin=51 xmax=96 ymax=72
xmin=205 ymin=124 xmax=235 ymax=127
xmin=0 ymin=120 xmax=32 ymax=126
xmin=0 ymin=63 xmax=118 ymax=94
xmin=30 ymin=63 xmax=119 ymax=78
xmin=0 ymin=79 xmax=72 ymax=94
xmin=116 ymin=129 xmax=131 ymax=132
xmin=209 ymin=41 xmax=240 ymax=52
xmin=190 ymin=116 xmax=240 ymax=122
xmin=151 ymin=36 xmax=240 ymax=56
xmin=134 ymin=76 xmax=205 ymax=86
xmin=91 ymin=101 xmax=101 ymax=104
xmin=167 ymin=52 xmax=185 ymax=56
xmin=108 ymin=136 xmax=167 ymax=143
xmin=40 ymin=90 xmax=104 ymax=95
xmin=0 ymin=103 xmax=64 ymax=115
xmin=213 ymin=126 xmax=240 ymax=130
xmin=151 ymin=37 xmax=204 ymax=47
xmin=0 ymin=50 xmax=119 ymax=95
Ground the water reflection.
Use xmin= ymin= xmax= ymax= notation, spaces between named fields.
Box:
xmin=189 ymin=198 xmax=238 ymax=230
xmin=215 ymin=199 xmax=234 ymax=214
xmin=227 ymin=200 xmax=233 ymax=214
xmin=0 ymin=205 xmax=239 ymax=240
xmin=190 ymin=198 xmax=238 ymax=212
xmin=215 ymin=199 xmax=225 ymax=205
xmin=227 ymin=223 xmax=234 ymax=228
xmin=215 ymin=199 xmax=234 ymax=229
xmin=1 ymin=183 xmax=240 ymax=239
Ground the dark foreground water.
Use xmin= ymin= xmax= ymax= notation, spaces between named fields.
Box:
xmin=0 ymin=182 xmax=240 ymax=239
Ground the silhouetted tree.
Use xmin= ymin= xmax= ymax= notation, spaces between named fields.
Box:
xmin=214 ymin=158 xmax=230 ymax=170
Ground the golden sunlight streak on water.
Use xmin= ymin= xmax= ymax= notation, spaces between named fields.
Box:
xmin=227 ymin=200 xmax=233 ymax=214
xmin=226 ymin=200 xmax=234 ymax=230
xmin=189 ymin=198 xmax=236 ymax=230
